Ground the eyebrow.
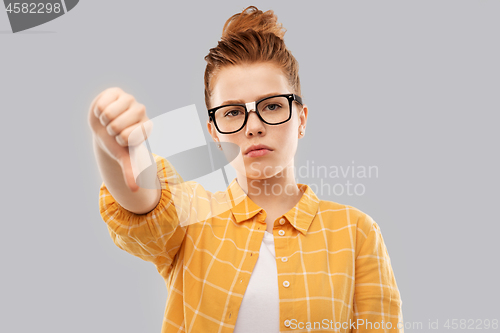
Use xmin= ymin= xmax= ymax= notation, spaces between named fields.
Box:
xmin=220 ymin=92 xmax=285 ymax=106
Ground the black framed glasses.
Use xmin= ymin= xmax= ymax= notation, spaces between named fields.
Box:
xmin=208 ymin=93 xmax=303 ymax=134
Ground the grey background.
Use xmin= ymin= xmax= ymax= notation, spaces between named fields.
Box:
xmin=1 ymin=0 xmax=499 ymax=332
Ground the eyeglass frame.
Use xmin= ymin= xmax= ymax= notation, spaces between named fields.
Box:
xmin=207 ymin=93 xmax=303 ymax=134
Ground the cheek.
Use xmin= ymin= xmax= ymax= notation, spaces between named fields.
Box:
xmin=218 ymin=135 xmax=243 ymax=151
xmin=282 ymin=127 xmax=300 ymax=153
xmin=218 ymin=135 xmax=245 ymax=164
xmin=281 ymin=123 xmax=299 ymax=143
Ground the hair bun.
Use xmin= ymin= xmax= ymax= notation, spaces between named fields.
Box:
xmin=222 ymin=6 xmax=286 ymax=39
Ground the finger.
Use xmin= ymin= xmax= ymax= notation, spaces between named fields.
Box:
xmin=104 ymin=102 xmax=145 ymax=138
xmin=90 ymin=91 xmax=105 ymax=119
xmin=99 ymin=93 xmax=135 ymax=128
xmin=115 ymin=120 xmax=153 ymax=147
xmin=94 ymin=87 xmax=122 ymax=118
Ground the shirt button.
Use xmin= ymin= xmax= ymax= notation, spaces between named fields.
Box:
xmin=278 ymin=230 xmax=285 ymax=236
xmin=279 ymin=218 xmax=285 ymax=225
xmin=284 ymin=319 xmax=291 ymax=327
xmin=281 ymin=257 xmax=288 ymax=262
xmin=283 ymin=280 xmax=290 ymax=288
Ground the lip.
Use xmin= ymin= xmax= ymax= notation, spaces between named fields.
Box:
xmin=244 ymin=144 xmax=273 ymax=155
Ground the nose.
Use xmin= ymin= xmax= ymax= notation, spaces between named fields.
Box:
xmin=244 ymin=101 xmax=265 ymax=136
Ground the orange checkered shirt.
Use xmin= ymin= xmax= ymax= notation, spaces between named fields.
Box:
xmin=99 ymin=153 xmax=403 ymax=332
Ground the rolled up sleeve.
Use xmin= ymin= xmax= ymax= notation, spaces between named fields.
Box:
xmin=99 ymin=153 xmax=191 ymax=276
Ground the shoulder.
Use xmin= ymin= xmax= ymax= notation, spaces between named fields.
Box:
xmin=150 ymin=153 xmax=233 ymax=225
xmin=315 ymin=199 xmax=377 ymax=234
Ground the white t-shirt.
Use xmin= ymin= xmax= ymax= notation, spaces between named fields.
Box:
xmin=233 ymin=231 xmax=280 ymax=332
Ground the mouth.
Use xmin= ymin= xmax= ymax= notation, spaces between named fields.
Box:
xmin=245 ymin=147 xmax=273 ymax=157
xmin=245 ymin=145 xmax=273 ymax=157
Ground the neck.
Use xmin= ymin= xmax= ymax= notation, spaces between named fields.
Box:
xmin=236 ymin=164 xmax=303 ymax=211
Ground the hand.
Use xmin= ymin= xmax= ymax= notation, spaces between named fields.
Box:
xmin=88 ymin=87 xmax=153 ymax=192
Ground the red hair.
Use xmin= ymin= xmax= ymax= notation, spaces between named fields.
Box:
xmin=204 ymin=6 xmax=301 ymax=109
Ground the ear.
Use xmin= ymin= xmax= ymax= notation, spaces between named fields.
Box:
xmin=207 ymin=119 xmax=219 ymax=142
xmin=298 ymin=104 xmax=308 ymax=131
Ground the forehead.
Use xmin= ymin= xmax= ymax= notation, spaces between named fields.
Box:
xmin=211 ymin=62 xmax=290 ymax=105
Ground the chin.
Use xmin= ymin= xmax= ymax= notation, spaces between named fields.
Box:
xmin=249 ymin=162 xmax=284 ymax=179
xmin=230 ymin=155 xmax=286 ymax=178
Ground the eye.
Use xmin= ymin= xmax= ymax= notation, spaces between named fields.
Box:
xmin=224 ymin=109 xmax=243 ymax=117
xmin=264 ymin=103 xmax=281 ymax=111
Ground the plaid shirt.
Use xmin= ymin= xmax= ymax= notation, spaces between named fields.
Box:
xmin=99 ymin=153 xmax=403 ymax=333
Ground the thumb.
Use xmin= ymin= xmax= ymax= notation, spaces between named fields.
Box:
xmin=117 ymin=151 xmax=140 ymax=192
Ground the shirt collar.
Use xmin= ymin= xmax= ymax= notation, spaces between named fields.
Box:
xmin=226 ymin=178 xmax=320 ymax=235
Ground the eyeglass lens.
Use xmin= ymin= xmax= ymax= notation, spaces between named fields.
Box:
xmin=214 ymin=96 xmax=290 ymax=133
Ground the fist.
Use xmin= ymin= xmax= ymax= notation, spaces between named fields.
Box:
xmin=88 ymin=87 xmax=153 ymax=191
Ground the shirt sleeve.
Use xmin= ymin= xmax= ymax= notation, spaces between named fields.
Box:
xmin=353 ymin=212 xmax=404 ymax=332
xmin=98 ymin=153 xmax=192 ymax=275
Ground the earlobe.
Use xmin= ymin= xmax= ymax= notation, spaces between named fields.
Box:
xmin=207 ymin=119 xmax=215 ymax=137
xmin=297 ymin=104 xmax=307 ymax=138
xmin=298 ymin=125 xmax=305 ymax=138
xmin=207 ymin=119 xmax=221 ymax=145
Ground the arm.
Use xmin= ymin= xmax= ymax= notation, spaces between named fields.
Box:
xmin=93 ymin=137 xmax=161 ymax=215
xmin=353 ymin=213 xmax=404 ymax=332
xmin=98 ymin=150 xmax=190 ymax=274
xmin=89 ymin=87 xmax=191 ymax=273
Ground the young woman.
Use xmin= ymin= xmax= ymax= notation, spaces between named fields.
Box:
xmin=89 ymin=6 xmax=403 ymax=333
